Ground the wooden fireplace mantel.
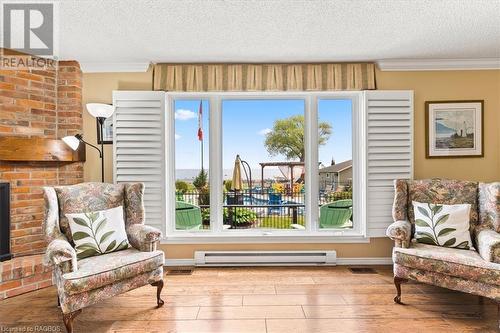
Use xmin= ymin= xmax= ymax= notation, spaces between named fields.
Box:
xmin=0 ymin=137 xmax=86 ymax=162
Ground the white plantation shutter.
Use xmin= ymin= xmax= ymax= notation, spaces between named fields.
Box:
xmin=365 ymin=91 xmax=413 ymax=237
xmin=113 ymin=91 xmax=166 ymax=235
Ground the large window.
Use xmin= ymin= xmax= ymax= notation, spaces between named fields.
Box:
xmin=174 ymin=99 xmax=210 ymax=231
xmin=222 ymin=99 xmax=306 ymax=230
xmin=318 ymin=99 xmax=353 ymax=230
xmin=169 ymin=92 xmax=361 ymax=237
xmin=114 ymin=90 xmax=412 ymax=241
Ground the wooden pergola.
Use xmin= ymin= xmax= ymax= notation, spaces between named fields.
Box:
xmin=259 ymin=161 xmax=305 ymax=190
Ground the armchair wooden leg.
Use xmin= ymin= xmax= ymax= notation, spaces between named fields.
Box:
xmin=497 ymin=302 xmax=499 ymax=331
xmin=151 ymin=279 xmax=165 ymax=308
xmin=62 ymin=309 xmax=81 ymax=333
xmin=393 ymin=276 xmax=408 ymax=304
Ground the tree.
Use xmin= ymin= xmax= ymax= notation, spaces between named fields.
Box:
xmin=192 ymin=169 xmax=208 ymax=190
xmin=192 ymin=169 xmax=209 ymax=205
xmin=175 ymin=180 xmax=190 ymax=193
xmin=264 ymin=115 xmax=332 ymax=161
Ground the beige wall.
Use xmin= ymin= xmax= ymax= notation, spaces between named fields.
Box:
xmin=82 ymin=70 xmax=153 ymax=183
xmin=376 ymin=69 xmax=500 ymax=182
xmin=82 ymin=68 xmax=500 ymax=259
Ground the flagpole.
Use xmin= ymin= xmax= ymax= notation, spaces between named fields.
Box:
xmin=199 ymin=100 xmax=204 ymax=172
xmin=201 ymin=133 xmax=204 ymax=171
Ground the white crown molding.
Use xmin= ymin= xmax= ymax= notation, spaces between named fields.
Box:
xmin=164 ymin=257 xmax=393 ymax=267
xmin=79 ymin=62 xmax=150 ymax=73
xmin=377 ymin=58 xmax=500 ymax=71
xmin=80 ymin=58 xmax=500 ymax=73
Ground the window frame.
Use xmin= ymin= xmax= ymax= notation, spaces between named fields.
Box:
xmin=164 ymin=91 xmax=366 ymax=244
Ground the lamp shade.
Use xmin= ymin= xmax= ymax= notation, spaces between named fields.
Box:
xmin=62 ymin=136 xmax=80 ymax=151
xmin=86 ymin=103 xmax=114 ymax=118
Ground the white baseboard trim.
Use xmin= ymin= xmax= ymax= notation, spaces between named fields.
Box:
xmin=164 ymin=259 xmax=196 ymax=266
xmin=335 ymin=257 xmax=392 ymax=265
xmin=164 ymin=257 xmax=392 ymax=267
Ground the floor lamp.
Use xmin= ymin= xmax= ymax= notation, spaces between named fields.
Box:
xmin=62 ymin=103 xmax=114 ymax=182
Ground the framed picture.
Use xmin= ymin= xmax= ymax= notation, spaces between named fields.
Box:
xmin=97 ymin=116 xmax=113 ymax=144
xmin=425 ymin=100 xmax=483 ymax=158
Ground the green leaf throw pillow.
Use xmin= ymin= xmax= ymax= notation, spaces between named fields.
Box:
xmin=66 ymin=206 xmax=130 ymax=260
xmin=412 ymin=201 xmax=473 ymax=250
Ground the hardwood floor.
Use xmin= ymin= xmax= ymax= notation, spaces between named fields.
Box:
xmin=0 ymin=265 xmax=497 ymax=332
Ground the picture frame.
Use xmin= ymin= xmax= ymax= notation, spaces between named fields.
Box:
xmin=425 ymin=100 xmax=483 ymax=158
xmin=97 ymin=115 xmax=113 ymax=144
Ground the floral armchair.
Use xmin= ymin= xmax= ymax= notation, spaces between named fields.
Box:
xmin=386 ymin=179 xmax=500 ymax=327
xmin=42 ymin=182 xmax=165 ymax=333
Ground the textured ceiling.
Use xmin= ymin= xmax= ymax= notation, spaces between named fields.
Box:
xmin=59 ymin=0 xmax=500 ymax=64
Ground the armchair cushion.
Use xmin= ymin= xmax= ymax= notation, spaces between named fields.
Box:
xmin=62 ymin=248 xmax=164 ymax=295
xmin=393 ymin=243 xmax=500 ymax=286
xmin=126 ymin=224 xmax=162 ymax=252
xmin=66 ymin=206 xmax=130 ymax=259
xmin=412 ymin=201 xmax=473 ymax=250
xmin=476 ymin=229 xmax=500 ymax=263
xmin=55 ymin=182 xmax=126 ymax=243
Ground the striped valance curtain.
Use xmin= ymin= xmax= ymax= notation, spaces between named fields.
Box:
xmin=153 ymin=63 xmax=376 ymax=91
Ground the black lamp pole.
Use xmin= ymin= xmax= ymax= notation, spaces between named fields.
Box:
xmin=97 ymin=117 xmax=106 ymax=182
xmin=75 ymin=134 xmax=104 ymax=182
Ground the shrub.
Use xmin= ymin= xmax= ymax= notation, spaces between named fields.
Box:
xmin=201 ymin=208 xmax=210 ymax=223
xmin=224 ymin=180 xmax=233 ymax=192
xmin=175 ymin=180 xmax=189 ymax=193
xmin=326 ymin=191 xmax=352 ymax=201
xmin=202 ymin=207 xmax=257 ymax=225
xmin=227 ymin=208 xmax=257 ymax=225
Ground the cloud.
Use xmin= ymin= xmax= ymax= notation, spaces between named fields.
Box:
xmin=258 ymin=128 xmax=272 ymax=136
xmin=175 ymin=134 xmax=181 ymax=140
xmin=175 ymin=109 xmax=196 ymax=120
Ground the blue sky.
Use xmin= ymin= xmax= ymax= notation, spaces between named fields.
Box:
xmin=174 ymin=99 xmax=352 ymax=171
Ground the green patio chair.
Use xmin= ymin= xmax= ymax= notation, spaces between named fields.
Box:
xmin=319 ymin=199 xmax=353 ymax=228
xmin=175 ymin=201 xmax=202 ymax=230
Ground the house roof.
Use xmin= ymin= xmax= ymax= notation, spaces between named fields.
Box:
xmin=319 ymin=160 xmax=352 ymax=174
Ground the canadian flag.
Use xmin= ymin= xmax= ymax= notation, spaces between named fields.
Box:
xmin=197 ymin=101 xmax=203 ymax=141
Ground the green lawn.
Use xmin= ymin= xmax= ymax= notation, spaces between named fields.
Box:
xmin=259 ymin=216 xmax=305 ymax=229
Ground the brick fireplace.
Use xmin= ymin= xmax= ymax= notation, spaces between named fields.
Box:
xmin=0 ymin=52 xmax=84 ymax=298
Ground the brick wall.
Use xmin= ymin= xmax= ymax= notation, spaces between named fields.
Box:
xmin=0 ymin=254 xmax=52 ymax=299
xmin=0 ymin=57 xmax=84 ymax=257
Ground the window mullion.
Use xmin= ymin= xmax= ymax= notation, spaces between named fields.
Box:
xmin=305 ymin=95 xmax=319 ymax=232
xmin=165 ymin=94 xmax=176 ymax=237
xmin=210 ymin=95 xmax=223 ymax=233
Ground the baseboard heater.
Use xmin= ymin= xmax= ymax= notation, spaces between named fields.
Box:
xmin=194 ymin=250 xmax=337 ymax=266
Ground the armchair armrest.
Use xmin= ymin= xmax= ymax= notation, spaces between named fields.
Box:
xmin=43 ymin=238 xmax=77 ymax=273
xmin=476 ymin=229 xmax=500 ymax=264
xmin=386 ymin=220 xmax=412 ymax=248
xmin=127 ymin=224 xmax=162 ymax=252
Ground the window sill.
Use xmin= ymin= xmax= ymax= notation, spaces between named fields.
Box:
xmin=160 ymin=232 xmax=370 ymax=244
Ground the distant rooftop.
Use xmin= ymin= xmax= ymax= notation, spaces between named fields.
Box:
xmin=319 ymin=160 xmax=352 ymax=173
